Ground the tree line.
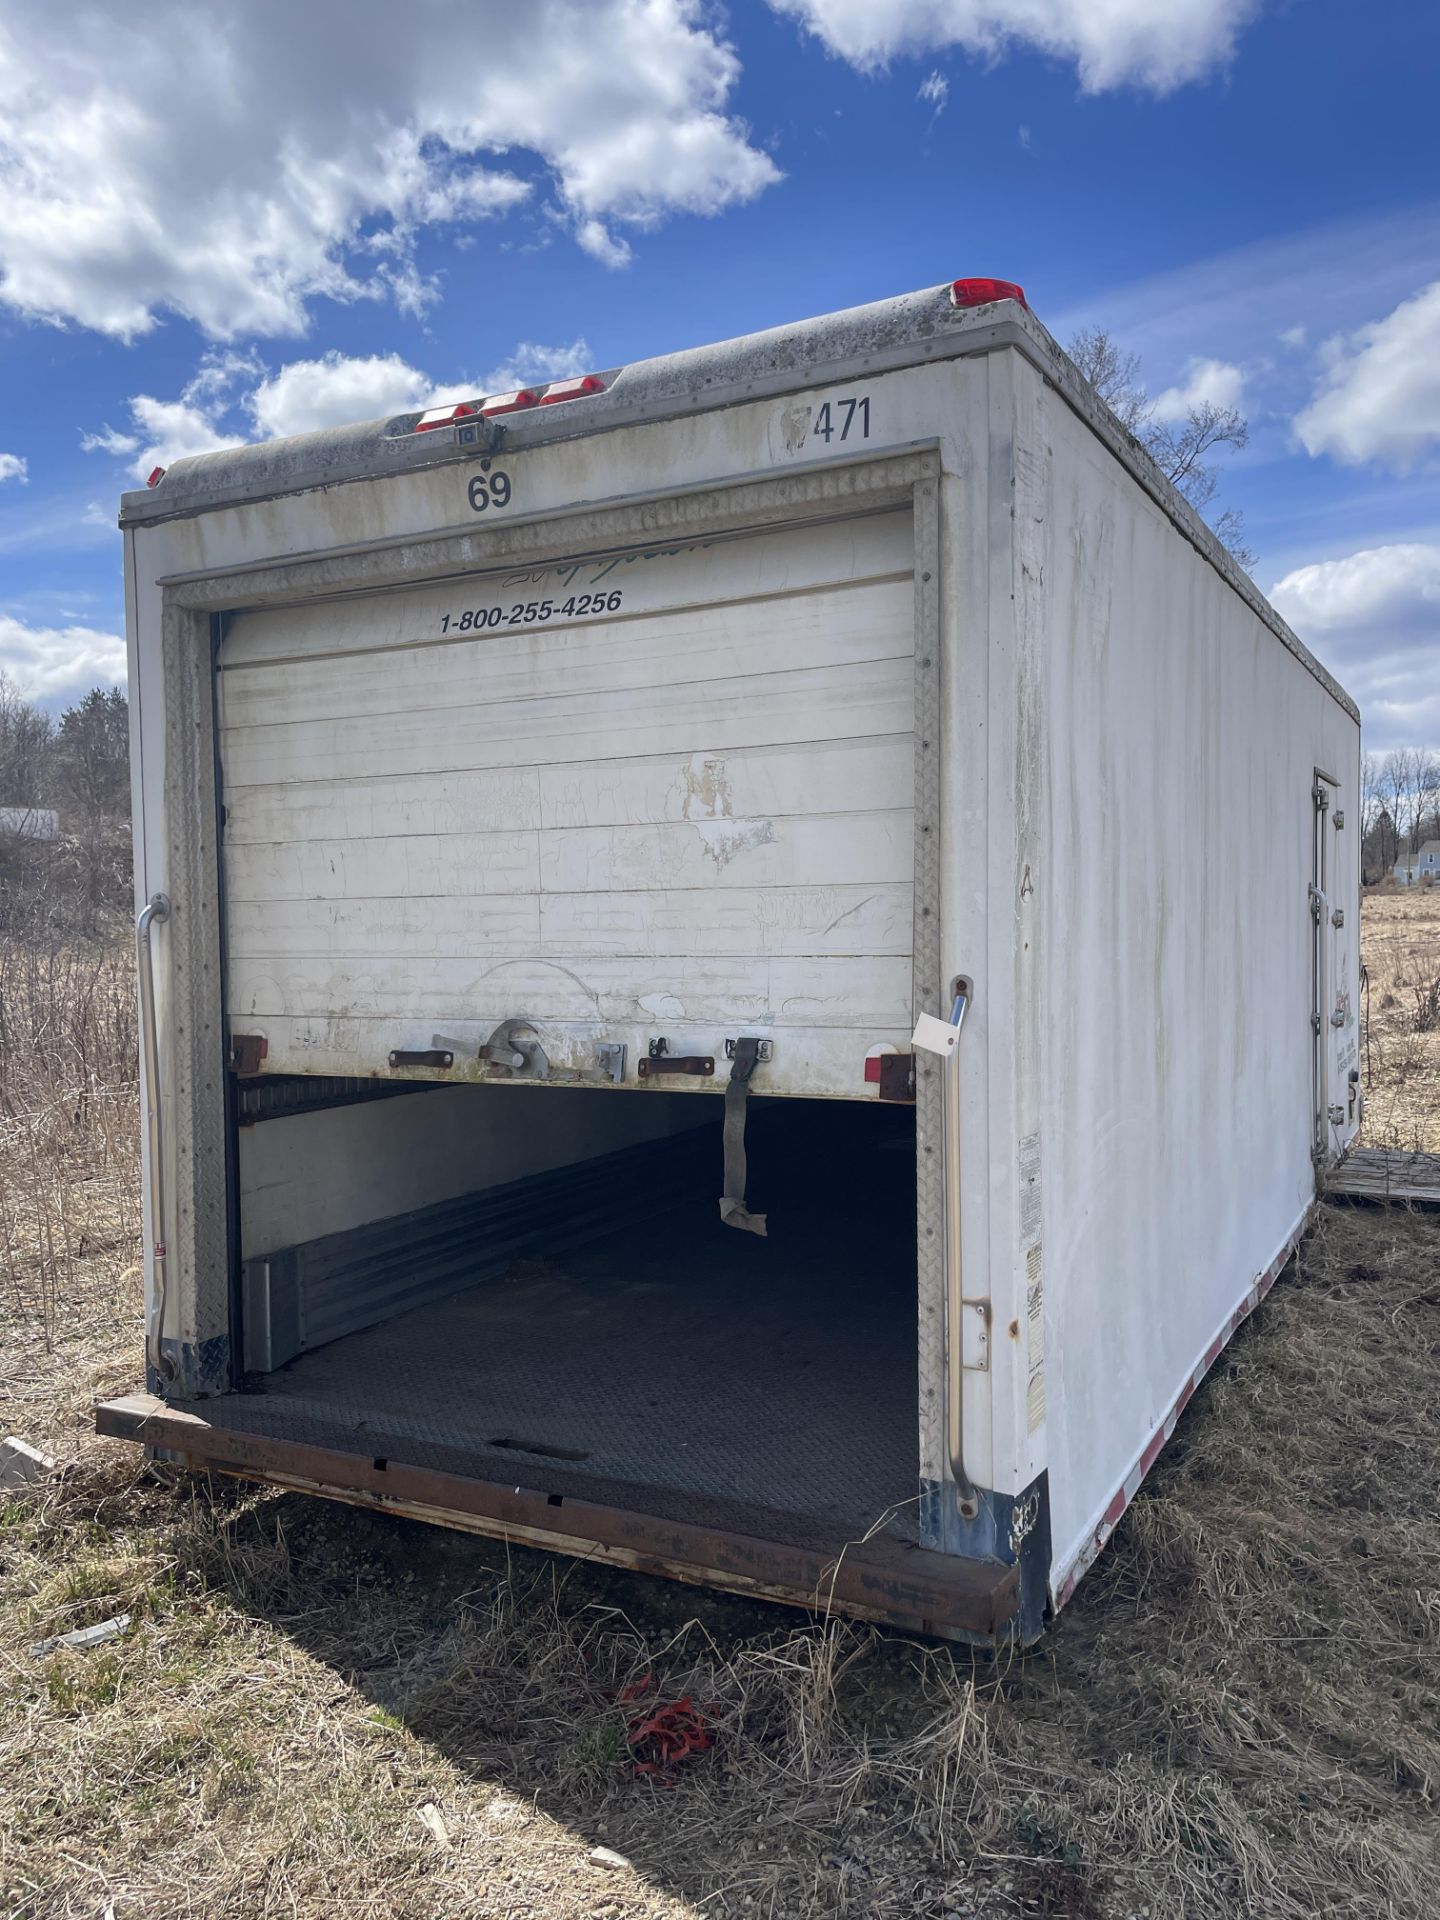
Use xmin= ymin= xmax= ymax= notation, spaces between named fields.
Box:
xmin=0 ymin=671 xmax=130 ymax=819
xmin=1361 ymin=748 xmax=1440 ymax=884
xmin=0 ymin=671 xmax=131 ymax=935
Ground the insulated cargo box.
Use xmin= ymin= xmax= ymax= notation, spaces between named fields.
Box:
xmin=99 ymin=281 xmax=1362 ymax=1642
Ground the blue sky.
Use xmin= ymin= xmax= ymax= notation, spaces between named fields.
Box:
xmin=1 ymin=0 xmax=1437 ymax=747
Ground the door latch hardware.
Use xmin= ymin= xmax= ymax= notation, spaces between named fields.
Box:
xmin=228 ymin=1033 xmax=268 ymax=1074
xmin=1331 ymin=907 xmax=1345 ymax=928
xmin=875 ymin=1052 xmax=917 ymax=1102
xmin=593 ymin=1041 xmax=627 ymax=1084
xmin=638 ymin=1052 xmax=714 ymax=1078
xmin=388 ymin=1048 xmax=453 ymax=1070
xmin=724 ymin=1037 xmax=772 ymax=1062
xmin=477 ymin=1019 xmax=549 ymax=1078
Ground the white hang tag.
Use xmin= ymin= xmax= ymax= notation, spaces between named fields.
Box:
xmin=911 ymin=1011 xmax=960 ymax=1057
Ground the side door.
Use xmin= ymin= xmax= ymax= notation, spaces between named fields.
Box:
xmin=1311 ymin=767 xmax=1359 ymax=1166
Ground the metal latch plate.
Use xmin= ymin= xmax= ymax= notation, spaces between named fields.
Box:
xmin=724 ymin=1038 xmax=772 ymax=1061
xmin=960 ymin=1299 xmax=990 ymax=1371
xmin=876 ymin=1052 xmax=916 ymax=1102
xmin=228 ymin=1033 xmax=268 ymax=1074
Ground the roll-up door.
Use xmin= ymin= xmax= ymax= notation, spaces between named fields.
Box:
xmin=217 ymin=507 xmax=916 ymax=1099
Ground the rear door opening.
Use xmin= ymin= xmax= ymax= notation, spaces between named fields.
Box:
xmin=232 ymin=1083 xmax=921 ymax=1545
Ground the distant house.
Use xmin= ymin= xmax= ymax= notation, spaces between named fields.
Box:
xmin=1391 ymin=838 xmax=1440 ymax=885
xmin=0 ymin=806 xmax=58 ymax=841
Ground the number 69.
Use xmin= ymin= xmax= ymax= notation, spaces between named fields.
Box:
xmin=468 ymin=470 xmax=512 ymax=512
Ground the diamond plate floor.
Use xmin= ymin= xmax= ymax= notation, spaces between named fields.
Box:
xmin=247 ymin=1103 xmax=921 ymax=1542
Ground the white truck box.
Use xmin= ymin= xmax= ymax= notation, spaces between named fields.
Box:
xmin=98 ymin=281 xmax=1361 ymax=1642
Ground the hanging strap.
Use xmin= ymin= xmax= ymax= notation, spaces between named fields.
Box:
xmin=719 ymin=1037 xmax=768 ymax=1236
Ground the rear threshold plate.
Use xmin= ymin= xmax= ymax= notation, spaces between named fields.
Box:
xmin=97 ymin=1393 xmax=1017 ymax=1640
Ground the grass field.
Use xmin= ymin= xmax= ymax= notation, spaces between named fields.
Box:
xmin=1356 ymin=885 xmax=1440 ymax=1152
xmin=1 ymin=906 xmax=1437 ymax=1919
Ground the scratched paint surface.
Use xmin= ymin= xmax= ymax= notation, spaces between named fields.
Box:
xmin=217 ymin=509 xmax=916 ymax=1092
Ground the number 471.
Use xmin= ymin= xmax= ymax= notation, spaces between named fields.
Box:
xmin=812 ymin=396 xmax=870 ymax=443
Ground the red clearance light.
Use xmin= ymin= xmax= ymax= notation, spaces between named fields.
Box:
xmin=539 ymin=374 xmax=606 ymax=406
xmin=481 ymin=388 xmax=539 ymax=417
xmin=950 ymin=277 xmax=1027 ymax=310
xmin=146 ymin=466 xmax=165 ymax=487
xmin=414 ymin=402 xmax=479 ymax=433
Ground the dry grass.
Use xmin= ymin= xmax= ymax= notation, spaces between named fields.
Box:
xmin=0 ymin=941 xmax=140 ymax=1438
xmin=1 ymin=909 xmax=1438 ymax=1919
xmin=1360 ymin=884 xmax=1440 ymax=1151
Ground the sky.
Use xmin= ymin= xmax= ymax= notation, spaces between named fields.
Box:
xmin=0 ymin=0 xmax=1437 ymax=749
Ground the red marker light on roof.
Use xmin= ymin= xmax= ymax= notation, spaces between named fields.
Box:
xmin=539 ymin=374 xmax=606 ymax=405
xmin=481 ymin=388 xmax=539 ymax=417
xmin=950 ymin=277 xmax=1027 ymax=310
xmin=414 ymin=402 xmax=478 ymax=433
xmin=146 ymin=466 xmax=165 ymax=488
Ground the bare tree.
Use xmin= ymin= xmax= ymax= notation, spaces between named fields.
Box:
xmin=1417 ymin=750 xmax=1440 ymax=864
xmin=1361 ymin=751 xmax=1397 ymax=882
xmin=0 ymin=670 xmax=55 ymax=806
xmin=52 ymin=687 xmax=132 ymax=935
xmin=1067 ymin=329 xmax=1254 ymax=570
xmin=0 ymin=677 xmax=132 ymax=937
xmin=1066 ymin=326 xmax=1148 ymax=431
xmin=1381 ymin=746 xmax=1440 ymax=875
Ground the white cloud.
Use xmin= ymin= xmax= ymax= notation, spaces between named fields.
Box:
xmin=79 ymin=427 xmax=140 ymax=457
xmin=1151 ymin=356 xmax=1246 ymax=422
xmin=1271 ymin=543 xmax=1440 ymax=634
xmin=0 ymin=453 xmax=27 ymax=483
xmin=248 ymin=353 xmax=439 ymax=441
xmin=122 ymin=397 xmax=247 ymax=478
xmin=575 ymin=219 xmax=635 ymax=270
xmin=769 ymin=0 xmax=1256 ymax=93
xmin=1270 ymin=543 xmax=1440 ymax=749
xmin=0 ymin=613 xmax=127 ymax=703
xmin=0 ymin=0 xmax=779 ymax=341
xmin=245 ymin=342 xmax=591 ymax=438
xmin=478 ymin=340 xmax=594 ymax=394
xmin=79 ymin=351 xmax=266 ymax=477
xmin=1294 ymin=281 xmax=1440 ymax=472
xmin=1053 ymin=208 xmax=1440 ymax=391
xmin=84 ymin=340 xmax=599 ymax=468
xmin=917 ymin=71 xmax=949 ymax=111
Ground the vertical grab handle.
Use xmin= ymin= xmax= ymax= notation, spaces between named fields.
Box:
xmin=1310 ymin=881 xmax=1330 ymax=1160
xmin=912 ymin=985 xmax=980 ymax=1521
xmin=136 ymin=893 xmax=174 ymax=1379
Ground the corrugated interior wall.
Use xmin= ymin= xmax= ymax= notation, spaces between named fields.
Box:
xmin=214 ymin=509 xmax=916 ymax=1098
xmin=238 ymin=1082 xmax=707 ymax=1260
